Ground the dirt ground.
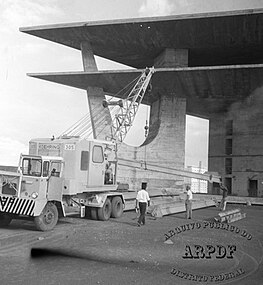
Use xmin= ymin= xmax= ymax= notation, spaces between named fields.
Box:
xmin=0 ymin=204 xmax=262 ymax=285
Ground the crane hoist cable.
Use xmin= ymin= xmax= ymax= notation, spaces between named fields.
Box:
xmin=59 ymin=68 xmax=154 ymax=142
xmin=143 ymin=103 xmax=150 ymax=169
xmin=59 ymin=73 xmax=142 ymax=139
xmin=80 ymin=69 xmax=153 ymax=141
xmin=58 ymin=101 xmax=111 ymax=138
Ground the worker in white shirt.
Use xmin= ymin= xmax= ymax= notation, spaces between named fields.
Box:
xmin=185 ymin=185 xmax=193 ymax=219
xmin=135 ymin=183 xmax=150 ymax=226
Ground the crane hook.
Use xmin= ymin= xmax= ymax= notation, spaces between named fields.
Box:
xmin=144 ymin=120 xmax=149 ymax=137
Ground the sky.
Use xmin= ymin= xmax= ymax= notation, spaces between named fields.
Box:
xmin=0 ymin=0 xmax=263 ymax=167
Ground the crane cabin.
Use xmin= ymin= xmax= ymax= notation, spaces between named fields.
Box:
xmin=28 ymin=136 xmax=118 ymax=194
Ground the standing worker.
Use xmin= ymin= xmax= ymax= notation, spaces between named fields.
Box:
xmin=104 ymin=162 xmax=113 ymax=185
xmin=185 ymin=185 xmax=193 ymax=219
xmin=135 ymin=183 xmax=150 ymax=227
xmin=219 ymin=179 xmax=228 ymax=211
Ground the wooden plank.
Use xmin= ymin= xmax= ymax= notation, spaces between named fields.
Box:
xmin=218 ymin=208 xmax=240 ymax=217
xmin=216 ymin=212 xmax=246 ymax=223
xmin=148 ymin=199 xmax=216 ymax=217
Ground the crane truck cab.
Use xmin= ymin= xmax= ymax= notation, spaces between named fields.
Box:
xmin=0 ymin=136 xmax=125 ymax=231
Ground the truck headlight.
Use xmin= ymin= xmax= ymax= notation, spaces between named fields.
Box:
xmin=31 ymin=192 xmax=39 ymax=199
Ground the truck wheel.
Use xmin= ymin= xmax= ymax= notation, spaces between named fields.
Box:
xmin=97 ymin=198 xmax=112 ymax=221
xmin=111 ymin=197 xmax=123 ymax=218
xmin=0 ymin=213 xmax=12 ymax=227
xmin=90 ymin=208 xmax=98 ymax=220
xmin=85 ymin=206 xmax=91 ymax=218
xmin=34 ymin=202 xmax=58 ymax=231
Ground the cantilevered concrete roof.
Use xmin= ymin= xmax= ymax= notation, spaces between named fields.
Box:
xmin=28 ymin=64 xmax=263 ymax=117
xmin=20 ymin=9 xmax=263 ymax=68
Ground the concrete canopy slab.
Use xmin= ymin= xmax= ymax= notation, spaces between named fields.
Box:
xmin=20 ymin=9 xmax=263 ymax=68
xmin=28 ymin=64 xmax=263 ymax=117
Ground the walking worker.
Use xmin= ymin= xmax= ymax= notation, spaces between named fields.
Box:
xmin=135 ymin=183 xmax=150 ymax=227
xmin=185 ymin=185 xmax=193 ymax=219
xmin=219 ymin=179 xmax=228 ymax=211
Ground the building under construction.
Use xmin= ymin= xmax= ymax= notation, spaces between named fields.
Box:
xmin=20 ymin=8 xmax=263 ymax=197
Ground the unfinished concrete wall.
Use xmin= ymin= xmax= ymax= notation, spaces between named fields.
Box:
xmin=117 ymin=95 xmax=186 ymax=191
xmin=208 ymin=87 xmax=263 ymax=197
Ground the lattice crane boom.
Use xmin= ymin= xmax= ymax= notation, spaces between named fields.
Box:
xmin=103 ymin=67 xmax=154 ymax=143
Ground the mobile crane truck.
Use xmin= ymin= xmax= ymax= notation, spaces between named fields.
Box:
xmin=0 ymin=68 xmax=155 ymax=231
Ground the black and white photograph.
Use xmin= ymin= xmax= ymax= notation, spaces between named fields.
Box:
xmin=0 ymin=0 xmax=263 ymax=284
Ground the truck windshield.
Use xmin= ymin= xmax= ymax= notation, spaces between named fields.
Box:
xmin=22 ymin=158 xmax=42 ymax=177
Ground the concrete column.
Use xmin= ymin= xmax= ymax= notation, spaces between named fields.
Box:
xmin=80 ymin=41 xmax=112 ymax=139
xmin=154 ymin=48 xmax=188 ymax=68
xmin=87 ymin=87 xmax=112 ymax=140
xmin=208 ymin=114 xmax=226 ymax=194
xmin=117 ymin=94 xmax=187 ymax=191
xmin=143 ymin=95 xmax=186 ymax=168
xmin=81 ymin=41 xmax=98 ymax=71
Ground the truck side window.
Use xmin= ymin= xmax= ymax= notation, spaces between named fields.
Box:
xmin=92 ymin=146 xmax=104 ymax=163
xmin=43 ymin=161 xmax=49 ymax=177
xmin=50 ymin=162 xmax=61 ymax=177
xmin=81 ymin=151 xmax=89 ymax=170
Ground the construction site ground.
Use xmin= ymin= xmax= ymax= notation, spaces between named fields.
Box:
xmin=1 ymin=204 xmax=262 ymax=285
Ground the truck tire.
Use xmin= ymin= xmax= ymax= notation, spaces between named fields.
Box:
xmin=111 ymin=196 xmax=123 ymax=218
xmin=34 ymin=202 xmax=58 ymax=231
xmin=97 ymin=198 xmax=112 ymax=221
xmin=0 ymin=213 xmax=12 ymax=227
xmin=90 ymin=208 xmax=98 ymax=220
xmin=85 ymin=206 xmax=91 ymax=218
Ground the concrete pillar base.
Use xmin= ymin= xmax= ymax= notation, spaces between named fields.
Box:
xmin=117 ymin=95 xmax=186 ymax=191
